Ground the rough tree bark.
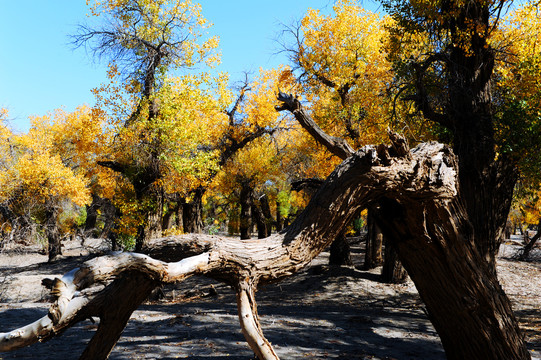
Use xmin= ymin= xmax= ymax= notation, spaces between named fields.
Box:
xmin=0 ymin=135 xmax=530 ymax=360
xmin=293 ymin=177 xmax=352 ymax=266
xmin=45 ymin=206 xmax=62 ymax=262
xmin=84 ymin=194 xmax=101 ymax=237
xmin=259 ymin=195 xmax=275 ymax=237
xmin=182 ymin=187 xmax=204 ymax=234
xmin=252 ymin=203 xmax=271 ymax=239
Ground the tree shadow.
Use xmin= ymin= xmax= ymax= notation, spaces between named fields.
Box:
xmin=5 ymin=240 xmax=538 ymax=359
xmin=515 ymin=309 xmax=541 ymax=355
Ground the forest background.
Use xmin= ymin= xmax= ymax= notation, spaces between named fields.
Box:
xmin=1 ymin=0 xmax=540 ymax=258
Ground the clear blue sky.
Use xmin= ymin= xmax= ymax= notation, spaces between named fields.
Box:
xmin=0 ymin=1 xmax=380 ymax=133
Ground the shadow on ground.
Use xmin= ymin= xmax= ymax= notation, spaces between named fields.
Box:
xmin=1 ymin=240 xmax=539 ymax=359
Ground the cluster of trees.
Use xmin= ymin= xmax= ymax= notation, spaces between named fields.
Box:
xmin=1 ymin=0 xmax=541 ymax=358
xmin=0 ymin=0 xmax=398 ymax=261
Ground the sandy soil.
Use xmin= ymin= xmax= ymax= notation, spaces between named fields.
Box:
xmin=0 ymin=238 xmax=539 ymax=360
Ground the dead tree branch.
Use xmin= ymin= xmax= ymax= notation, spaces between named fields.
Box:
xmin=1 ymin=134 xmax=526 ymax=359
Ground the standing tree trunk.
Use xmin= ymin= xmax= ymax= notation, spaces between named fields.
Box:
xmin=239 ymin=182 xmax=253 ymax=240
xmin=252 ymin=194 xmax=274 ymax=239
xmin=275 ymin=200 xmax=283 ymax=232
xmin=381 ymin=240 xmax=407 ymax=283
xmin=364 ymin=208 xmax=383 ymax=270
xmin=175 ymin=201 xmax=184 ymax=232
xmin=441 ymin=3 xmax=518 ymax=272
xmin=252 ymin=204 xmax=269 ymax=239
xmin=45 ymin=206 xmax=61 ymax=262
xmin=162 ymin=203 xmax=175 ymax=231
xmin=260 ymin=194 xmax=275 ymax=236
xmin=328 ymin=232 xmax=353 ymax=266
xmin=182 ymin=188 xmax=204 ymax=234
xmin=84 ymin=194 xmax=101 ymax=237
xmin=134 ymin=187 xmax=164 ymax=252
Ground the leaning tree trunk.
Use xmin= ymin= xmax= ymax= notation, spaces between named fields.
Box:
xmin=1 ymin=136 xmax=530 ymax=360
xmin=520 ymin=219 xmax=541 ymax=260
xmin=373 ymin=196 xmax=528 ymax=359
xmin=79 ymin=272 xmax=158 ymax=360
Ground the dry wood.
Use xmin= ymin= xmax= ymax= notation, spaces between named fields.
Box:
xmin=0 ymin=134 xmax=530 ymax=359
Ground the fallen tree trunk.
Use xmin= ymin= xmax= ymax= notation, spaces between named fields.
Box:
xmin=0 ymin=135 xmax=530 ymax=359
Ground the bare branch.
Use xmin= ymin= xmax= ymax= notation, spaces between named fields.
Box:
xmin=276 ymin=92 xmax=355 ymax=160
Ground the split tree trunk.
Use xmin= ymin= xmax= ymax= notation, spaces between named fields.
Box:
xmin=1 ymin=137 xmax=530 ymax=360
